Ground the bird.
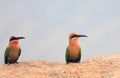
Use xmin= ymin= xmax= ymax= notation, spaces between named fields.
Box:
xmin=65 ymin=32 xmax=87 ymax=64
xmin=4 ymin=36 xmax=25 ymax=64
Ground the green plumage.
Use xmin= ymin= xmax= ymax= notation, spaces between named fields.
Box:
xmin=4 ymin=46 xmax=21 ymax=64
xmin=65 ymin=48 xmax=68 ymax=63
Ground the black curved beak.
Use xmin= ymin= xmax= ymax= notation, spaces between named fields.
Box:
xmin=71 ymin=34 xmax=88 ymax=39
xmin=17 ymin=37 xmax=25 ymax=40
xmin=78 ymin=35 xmax=88 ymax=37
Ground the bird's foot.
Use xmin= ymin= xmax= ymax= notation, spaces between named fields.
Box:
xmin=16 ymin=62 xmax=18 ymax=64
xmin=7 ymin=63 xmax=10 ymax=65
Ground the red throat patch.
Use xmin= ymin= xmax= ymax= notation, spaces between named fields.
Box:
xmin=10 ymin=40 xmax=19 ymax=45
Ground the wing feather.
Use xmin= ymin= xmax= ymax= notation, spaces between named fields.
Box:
xmin=65 ymin=47 xmax=69 ymax=63
xmin=4 ymin=47 xmax=10 ymax=64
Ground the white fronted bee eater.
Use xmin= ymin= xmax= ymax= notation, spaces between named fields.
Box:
xmin=65 ymin=32 xmax=87 ymax=64
xmin=4 ymin=36 xmax=25 ymax=64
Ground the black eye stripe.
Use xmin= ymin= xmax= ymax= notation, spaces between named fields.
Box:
xmin=9 ymin=37 xmax=17 ymax=42
xmin=71 ymin=35 xmax=78 ymax=39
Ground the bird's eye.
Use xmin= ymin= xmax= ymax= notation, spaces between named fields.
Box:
xmin=71 ymin=35 xmax=77 ymax=39
xmin=10 ymin=37 xmax=17 ymax=42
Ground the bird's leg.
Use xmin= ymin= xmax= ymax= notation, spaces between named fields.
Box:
xmin=7 ymin=60 xmax=10 ymax=65
xmin=16 ymin=61 xmax=18 ymax=64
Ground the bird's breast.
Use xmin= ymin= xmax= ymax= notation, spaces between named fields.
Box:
xmin=8 ymin=45 xmax=20 ymax=60
xmin=68 ymin=45 xmax=80 ymax=59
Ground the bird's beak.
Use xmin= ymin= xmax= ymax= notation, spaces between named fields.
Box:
xmin=17 ymin=37 xmax=25 ymax=40
xmin=77 ymin=35 xmax=88 ymax=37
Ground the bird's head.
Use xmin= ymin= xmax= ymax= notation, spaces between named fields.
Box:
xmin=69 ymin=32 xmax=88 ymax=41
xmin=9 ymin=35 xmax=25 ymax=42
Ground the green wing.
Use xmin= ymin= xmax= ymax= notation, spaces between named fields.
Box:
xmin=18 ymin=48 xmax=21 ymax=58
xmin=65 ymin=47 xmax=69 ymax=63
xmin=4 ymin=47 xmax=10 ymax=64
xmin=79 ymin=48 xmax=82 ymax=61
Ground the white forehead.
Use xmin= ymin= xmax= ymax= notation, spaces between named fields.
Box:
xmin=11 ymin=34 xmax=18 ymax=37
xmin=70 ymin=32 xmax=79 ymax=35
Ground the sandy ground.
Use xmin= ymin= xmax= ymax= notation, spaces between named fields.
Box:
xmin=0 ymin=54 xmax=120 ymax=78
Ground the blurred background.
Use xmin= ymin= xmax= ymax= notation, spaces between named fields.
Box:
xmin=0 ymin=0 xmax=120 ymax=65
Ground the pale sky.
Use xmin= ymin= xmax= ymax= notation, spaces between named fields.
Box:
xmin=0 ymin=0 xmax=120 ymax=65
